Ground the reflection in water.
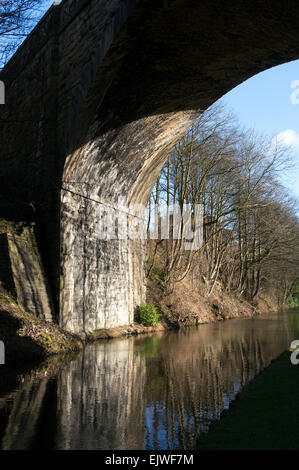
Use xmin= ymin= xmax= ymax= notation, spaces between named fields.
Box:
xmin=0 ymin=310 xmax=298 ymax=450
xmin=56 ymin=340 xmax=145 ymax=450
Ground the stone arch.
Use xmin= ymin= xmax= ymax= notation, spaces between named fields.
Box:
xmin=60 ymin=0 xmax=299 ymax=334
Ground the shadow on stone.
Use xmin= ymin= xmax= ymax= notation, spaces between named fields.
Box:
xmin=0 ymin=308 xmax=46 ymax=365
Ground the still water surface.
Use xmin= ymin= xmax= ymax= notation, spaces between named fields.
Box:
xmin=0 ymin=309 xmax=299 ymax=450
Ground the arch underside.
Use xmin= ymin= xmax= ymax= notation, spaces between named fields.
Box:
xmin=60 ymin=0 xmax=299 ymax=333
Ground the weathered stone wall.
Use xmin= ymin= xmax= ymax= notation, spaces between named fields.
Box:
xmin=0 ymin=221 xmax=53 ymax=321
xmin=57 ymin=0 xmax=139 ymax=156
xmin=7 ymin=225 xmax=53 ymax=321
xmin=0 ymin=3 xmax=61 ymax=314
xmin=60 ymin=193 xmax=146 ymax=332
xmin=0 ymin=0 xmax=140 ymax=329
xmin=2 ymin=0 xmax=299 ymax=333
xmin=0 ymin=4 xmax=60 ymax=206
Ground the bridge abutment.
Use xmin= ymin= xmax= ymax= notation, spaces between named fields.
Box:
xmin=2 ymin=0 xmax=299 ymax=332
xmin=0 ymin=221 xmax=53 ymax=321
xmin=60 ymin=187 xmax=146 ymax=334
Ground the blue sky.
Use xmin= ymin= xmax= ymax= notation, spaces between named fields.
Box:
xmin=221 ymin=59 xmax=299 ymax=199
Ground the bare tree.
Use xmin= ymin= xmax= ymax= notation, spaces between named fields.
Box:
xmin=0 ymin=0 xmax=47 ymax=68
xmin=146 ymin=102 xmax=299 ymax=306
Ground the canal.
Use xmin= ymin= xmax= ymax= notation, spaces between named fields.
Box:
xmin=0 ymin=309 xmax=298 ymax=450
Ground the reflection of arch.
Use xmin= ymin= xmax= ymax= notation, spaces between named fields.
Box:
xmin=58 ymin=0 xmax=299 ymax=332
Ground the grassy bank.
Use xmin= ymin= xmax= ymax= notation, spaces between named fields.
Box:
xmin=197 ymin=351 xmax=299 ymax=450
xmin=0 ymin=290 xmax=83 ymax=364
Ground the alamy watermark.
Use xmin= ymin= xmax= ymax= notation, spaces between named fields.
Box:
xmin=93 ymin=200 xmax=204 ymax=250
xmin=290 ymin=80 xmax=299 ymax=104
xmin=290 ymin=340 xmax=299 ymax=365
xmin=0 ymin=341 xmax=4 ymax=365
xmin=0 ymin=81 xmax=4 ymax=105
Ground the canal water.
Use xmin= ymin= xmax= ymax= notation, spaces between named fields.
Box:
xmin=0 ymin=309 xmax=299 ymax=450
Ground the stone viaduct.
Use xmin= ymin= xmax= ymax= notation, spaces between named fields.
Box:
xmin=0 ymin=0 xmax=299 ymax=335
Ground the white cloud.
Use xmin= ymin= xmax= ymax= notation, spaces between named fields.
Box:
xmin=272 ymin=129 xmax=299 ymax=148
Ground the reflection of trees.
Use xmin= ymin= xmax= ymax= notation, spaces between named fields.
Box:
xmin=1 ymin=377 xmax=49 ymax=449
xmin=0 ymin=311 xmax=298 ymax=450
xmin=143 ymin=317 xmax=294 ymax=450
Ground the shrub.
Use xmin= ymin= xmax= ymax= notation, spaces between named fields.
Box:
xmin=156 ymin=269 xmax=166 ymax=282
xmin=288 ymin=282 xmax=299 ymax=308
xmin=135 ymin=303 xmax=160 ymax=326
